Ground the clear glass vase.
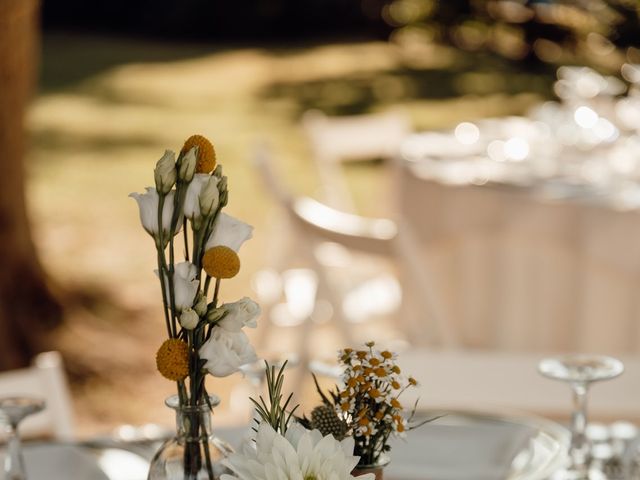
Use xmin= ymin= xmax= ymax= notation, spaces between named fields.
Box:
xmin=148 ymin=395 xmax=233 ymax=480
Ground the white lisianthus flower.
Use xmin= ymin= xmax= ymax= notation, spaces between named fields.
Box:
xmin=205 ymin=213 xmax=253 ymax=252
xmin=180 ymin=307 xmax=200 ymax=330
xmin=130 ymin=188 xmax=180 ymax=239
xmin=198 ymin=328 xmax=257 ymax=377
xmin=154 ymin=150 xmax=177 ymax=194
xmin=217 ymin=297 xmax=260 ymax=332
xmin=156 ymin=261 xmax=199 ymax=312
xmin=183 ymin=174 xmax=219 ymax=221
xmin=221 ymin=423 xmax=372 ymax=480
xmin=184 ymin=174 xmax=209 ymax=220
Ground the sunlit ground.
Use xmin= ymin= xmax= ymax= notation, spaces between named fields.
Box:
xmin=26 ymin=32 xmax=551 ymax=436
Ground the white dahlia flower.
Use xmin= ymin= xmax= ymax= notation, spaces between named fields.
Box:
xmin=222 ymin=423 xmax=373 ymax=480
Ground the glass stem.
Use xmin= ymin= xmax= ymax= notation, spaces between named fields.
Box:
xmin=569 ymin=381 xmax=590 ymax=473
xmin=4 ymin=423 xmax=26 ymax=480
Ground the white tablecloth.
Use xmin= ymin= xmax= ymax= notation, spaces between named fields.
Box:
xmin=397 ymin=160 xmax=640 ymax=353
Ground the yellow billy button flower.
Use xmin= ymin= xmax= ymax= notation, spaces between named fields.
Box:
xmin=203 ymin=246 xmax=240 ymax=279
xmin=181 ymin=135 xmax=216 ymax=174
xmin=156 ymin=339 xmax=189 ymax=381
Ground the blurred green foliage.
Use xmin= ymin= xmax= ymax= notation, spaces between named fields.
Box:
xmin=386 ymin=0 xmax=640 ymax=72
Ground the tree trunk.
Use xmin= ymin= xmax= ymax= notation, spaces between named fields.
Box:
xmin=0 ymin=0 xmax=63 ymax=370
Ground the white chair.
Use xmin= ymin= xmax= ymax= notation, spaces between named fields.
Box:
xmin=0 ymin=351 xmax=74 ymax=439
xmin=252 ymin=144 xmax=456 ymax=352
xmin=302 ymin=109 xmax=411 ymax=211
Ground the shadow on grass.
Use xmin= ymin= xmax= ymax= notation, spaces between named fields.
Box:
xmin=40 ymin=32 xmax=218 ymax=92
xmin=260 ymin=52 xmax=556 ymax=116
xmin=32 ymin=129 xmax=165 ymax=153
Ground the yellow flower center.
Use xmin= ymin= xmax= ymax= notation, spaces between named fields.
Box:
xmin=203 ymin=246 xmax=240 ymax=279
xmin=181 ymin=135 xmax=216 ymax=173
xmin=156 ymin=338 xmax=189 ymax=381
xmin=374 ymin=367 xmax=387 ymax=377
xmin=391 ymin=398 xmax=402 ymax=409
xmin=369 ymin=358 xmax=381 ymax=367
xmin=381 ymin=351 xmax=393 ymax=359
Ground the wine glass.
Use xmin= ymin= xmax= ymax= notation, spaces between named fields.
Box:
xmin=538 ymin=354 xmax=624 ymax=480
xmin=0 ymin=397 xmax=45 ymax=480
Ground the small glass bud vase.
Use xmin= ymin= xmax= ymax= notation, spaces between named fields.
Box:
xmin=148 ymin=395 xmax=233 ymax=480
xmin=352 ymin=455 xmax=390 ymax=480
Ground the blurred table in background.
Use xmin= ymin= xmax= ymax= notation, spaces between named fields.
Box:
xmin=397 ymin=96 xmax=640 ymax=354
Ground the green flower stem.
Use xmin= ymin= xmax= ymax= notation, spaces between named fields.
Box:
xmin=156 ymin=250 xmax=173 ymax=339
xmin=202 ymin=421 xmax=214 ymax=480
xmin=203 ymin=276 xmax=212 ymax=298
xmin=212 ymin=278 xmax=221 ymax=307
xmin=183 ymin=217 xmax=190 ymax=262
xmin=156 ymin=194 xmax=173 ymax=338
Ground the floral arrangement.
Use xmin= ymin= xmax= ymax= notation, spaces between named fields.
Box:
xmin=222 ymin=343 xmax=426 ymax=480
xmin=130 ymin=135 xmax=259 ymax=479
xmin=304 ymin=341 xmax=425 ymax=468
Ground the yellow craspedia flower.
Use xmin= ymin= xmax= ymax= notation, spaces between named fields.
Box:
xmin=202 ymin=246 xmax=240 ymax=279
xmin=181 ymin=135 xmax=216 ymax=173
xmin=156 ymin=338 xmax=189 ymax=381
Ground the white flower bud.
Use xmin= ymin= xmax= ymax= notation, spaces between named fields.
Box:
xmin=199 ymin=176 xmax=220 ymax=217
xmin=154 ymin=150 xmax=177 ymax=194
xmin=193 ymin=293 xmax=208 ymax=317
xmin=180 ymin=307 xmax=200 ymax=330
xmin=178 ymin=147 xmax=197 ymax=182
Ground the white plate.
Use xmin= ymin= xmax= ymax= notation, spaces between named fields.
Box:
xmin=0 ymin=443 xmax=150 ymax=480
xmin=385 ymin=410 xmax=569 ymax=480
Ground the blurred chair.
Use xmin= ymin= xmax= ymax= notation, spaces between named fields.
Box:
xmin=0 ymin=351 xmax=74 ymax=439
xmin=252 ymin=143 xmax=456 ymax=357
xmin=302 ymin=109 xmax=411 ymax=211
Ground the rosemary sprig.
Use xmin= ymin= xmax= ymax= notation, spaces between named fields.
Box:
xmin=250 ymin=361 xmax=299 ymax=435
